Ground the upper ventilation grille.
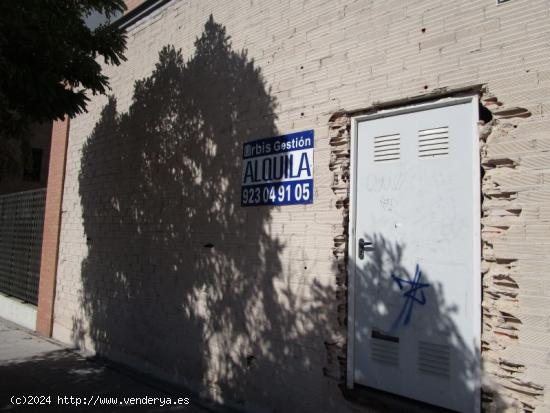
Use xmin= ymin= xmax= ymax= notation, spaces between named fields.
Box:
xmin=418 ymin=341 xmax=450 ymax=378
xmin=418 ymin=127 xmax=449 ymax=158
xmin=374 ymin=133 xmax=400 ymax=163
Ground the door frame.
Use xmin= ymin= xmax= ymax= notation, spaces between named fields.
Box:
xmin=346 ymin=94 xmax=481 ymax=397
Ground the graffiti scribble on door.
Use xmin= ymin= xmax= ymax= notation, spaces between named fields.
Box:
xmin=390 ymin=264 xmax=430 ymax=331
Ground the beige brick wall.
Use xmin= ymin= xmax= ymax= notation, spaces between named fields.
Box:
xmin=52 ymin=0 xmax=550 ymax=411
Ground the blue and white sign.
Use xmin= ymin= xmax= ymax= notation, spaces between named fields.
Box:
xmin=241 ymin=130 xmax=314 ymax=206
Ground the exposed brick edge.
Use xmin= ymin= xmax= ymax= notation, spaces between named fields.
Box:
xmin=36 ymin=117 xmax=70 ymax=336
xmin=480 ymin=96 xmax=544 ymax=412
xmin=326 ymin=113 xmax=351 ymax=384
xmin=327 ymin=96 xmax=545 ymax=411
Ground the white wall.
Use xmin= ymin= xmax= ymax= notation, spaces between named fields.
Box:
xmin=53 ymin=1 xmax=550 ymax=411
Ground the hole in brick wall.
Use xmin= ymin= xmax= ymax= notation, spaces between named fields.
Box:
xmin=421 ymin=28 xmax=426 ymax=33
xmin=479 ymin=104 xmax=493 ymax=123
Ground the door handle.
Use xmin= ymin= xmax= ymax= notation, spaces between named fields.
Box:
xmin=358 ymin=238 xmax=374 ymax=259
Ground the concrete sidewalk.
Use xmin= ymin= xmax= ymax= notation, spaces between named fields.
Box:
xmin=0 ymin=318 xmax=226 ymax=412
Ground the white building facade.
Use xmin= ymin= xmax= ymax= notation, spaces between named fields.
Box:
xmin=46 ymin=1 xmax=550 ymax=411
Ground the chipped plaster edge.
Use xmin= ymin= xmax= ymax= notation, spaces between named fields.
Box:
xmin=327 ymin=87 xmax=545 ymax=411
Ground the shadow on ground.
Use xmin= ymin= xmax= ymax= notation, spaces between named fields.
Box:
xmin=0 ymin=319 xmax=214 ymax=412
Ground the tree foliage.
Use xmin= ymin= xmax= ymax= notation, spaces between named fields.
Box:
xmin=0 ymin=0 xmax=127 ymax=179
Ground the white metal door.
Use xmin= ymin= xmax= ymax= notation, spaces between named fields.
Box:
xmin=351 ymin=99 xmax=480 ymax=412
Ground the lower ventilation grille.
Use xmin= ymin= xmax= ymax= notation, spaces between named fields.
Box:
xmin=371 ymin=330 xmax=399 ymax=366
xmin=418 ymin=341 xmax=450 ymax=378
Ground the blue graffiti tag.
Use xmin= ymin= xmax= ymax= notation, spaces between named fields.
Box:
xmin=390 ymin=264 xmax=430 ymax=331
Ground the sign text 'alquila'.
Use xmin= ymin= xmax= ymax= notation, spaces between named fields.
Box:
xmin=241 ymin=130 xmax=314 ymax=206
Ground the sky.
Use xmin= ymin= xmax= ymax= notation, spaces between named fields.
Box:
xmin=84 ymin=10 xmax=123 ymax=30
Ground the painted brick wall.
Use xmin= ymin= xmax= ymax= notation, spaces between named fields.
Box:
xmin=51 ymin=1 xmax=550 ymax=411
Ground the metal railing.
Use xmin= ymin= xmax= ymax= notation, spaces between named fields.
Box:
xmin=0 ymin=188 xmax=46 ymax=305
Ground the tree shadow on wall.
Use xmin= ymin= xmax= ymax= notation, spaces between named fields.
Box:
xmin=348 ymin=232 xmax=507 ymax=412
xmin=76 ymin=16 xmax=341 ymax=411
xmin=348 ymin=233 xmax=476 ymax=412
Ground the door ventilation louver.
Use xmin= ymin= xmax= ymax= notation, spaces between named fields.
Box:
xmin=373 ymin=133 xmax=400 ymax=163
xmin=418 ymin=127 xmax=449 ymax=158
xmin=371 ymin=330 xmax=399 ymax=366
xmin=418 ymin=341 xmax=450 ymax=378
